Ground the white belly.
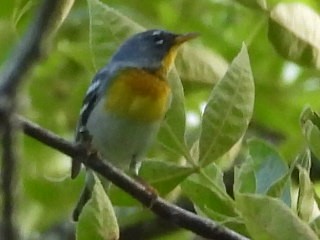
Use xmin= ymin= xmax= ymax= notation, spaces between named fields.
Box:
xmin=86 ymin=99 xmax=161 ymax=171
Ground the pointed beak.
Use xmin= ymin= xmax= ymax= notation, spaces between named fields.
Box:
xmin=174 ymin=32 xmax=199 ymax=45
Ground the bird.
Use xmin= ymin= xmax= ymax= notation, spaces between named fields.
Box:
xmin=71 ymin=29 xmax=198 ymax=221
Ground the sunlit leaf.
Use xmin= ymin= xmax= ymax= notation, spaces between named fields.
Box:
xmin=199 ymin=44 xmax=254 ymax=166
xmin=176 ymin=45 xmax=228 ymax=85
xmin=236 ymin=194 xmax=318 ymax=240
xmin=268 ymin=3 xmax=320 ymax=69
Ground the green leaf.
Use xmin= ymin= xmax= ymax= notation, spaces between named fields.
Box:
xmin=157 ymin=70 xmax=187 ymax=159
xmin=77 ymin=175 xmax=119 ymax=240
xmin=248 ymin=139 xmax=290 ymax=205
xmin=196 ymin=163 xmax=228 ymax=193
xmin=176 ymin=45 xmax=228 ymax=85
xmin=200 ymin=206 xmax=248 ymax=236
xmin=268 ymin=3 xmax=320 ymax=69
xmin=300 ymin=107 xmax=320 ymax=160
xmin=181 ymin=165 xmax=236 ymax=217
xmin=139 ymin=160 xmax=194 ymax=195
xmin=233 ymin=157 xmax=256 ymax=195
xmin=267 ymin=171 xmax=291 ymax=204
xmin=199 ymin=44 xmax=254 ymax=166
xmin=236 ymin=194 xmax=318 ymax=240
xmin=296 ymin=150 xmax=314 ymax=222
xmin=310 ymin=216 xmax=320 ymax=238
xmin=297 ymin=166 xmax=313 ymax=222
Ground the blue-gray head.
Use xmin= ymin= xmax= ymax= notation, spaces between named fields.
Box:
xmin=111 ymin=29 xmax=198 ymax=77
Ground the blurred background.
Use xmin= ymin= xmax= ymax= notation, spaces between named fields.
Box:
xmin=0 ymin=0 xmax=320 ymax=239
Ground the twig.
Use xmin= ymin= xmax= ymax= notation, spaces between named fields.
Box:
xmin=19 ymin=116 xmax=249 ymax=240
xmin=1 ymin=116 xmax=18 ymax=240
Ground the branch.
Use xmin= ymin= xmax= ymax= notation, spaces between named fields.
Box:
xmin=1 ymin=116 xmax=18 ymax=240
xmin=19 ymin=116 xmax=249 ymax=240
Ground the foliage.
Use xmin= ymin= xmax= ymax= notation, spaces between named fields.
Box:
xmin=1 ymin=0 xmax=320 ymax=239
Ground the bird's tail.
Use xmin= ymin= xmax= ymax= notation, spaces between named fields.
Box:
xmin=72 ymin=170 xmax=110 ymax=221
xmin=72 ymin=182 xmax=92 ymax=221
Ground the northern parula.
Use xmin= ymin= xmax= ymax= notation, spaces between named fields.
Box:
xmin=71 ymin=29 xmax=198 ymax=221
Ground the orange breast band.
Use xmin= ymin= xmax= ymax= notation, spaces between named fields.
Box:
xmin=105 ymin=68 xmax=171 ymax=122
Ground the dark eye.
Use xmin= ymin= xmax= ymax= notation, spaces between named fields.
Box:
xmin=152 ymin=32 xmax=164 ymax=45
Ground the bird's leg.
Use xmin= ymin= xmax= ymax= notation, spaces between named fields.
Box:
xmin=129 ymin=155 xmax=142 ymax=177
xmin=72 ymin=184 xmax=92 ymax=221
xmin=71 ymin=127 xmax=101 ymax=181
xmin=78 ymin=127 xmax=100 ymax=158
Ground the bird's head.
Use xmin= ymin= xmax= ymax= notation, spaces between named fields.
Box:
xmin=111 ymin=29 xmax=198 ymax=77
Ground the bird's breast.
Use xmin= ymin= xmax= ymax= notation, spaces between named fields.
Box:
xmin=104 ymin=68 xmax=171 ymax=122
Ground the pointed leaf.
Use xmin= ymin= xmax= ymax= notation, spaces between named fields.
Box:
xmin=199 ymin=44 xmax=254 ymax=166
xmin=268 ymin=3 xmax=320 ymax=69
xmin=77 ymin=175 xmax=119 ymax=240
xmin=236 ymin=194 xmax=318 ymax=240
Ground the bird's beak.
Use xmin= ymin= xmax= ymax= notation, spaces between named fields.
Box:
xmin=174 ymin=32 xmax=199 ymax=45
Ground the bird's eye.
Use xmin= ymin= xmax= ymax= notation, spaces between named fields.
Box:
xmin=154 ymin=37 xmax=164 ymax=45
xmin=152 ymin=31 xmax=164 ymax=45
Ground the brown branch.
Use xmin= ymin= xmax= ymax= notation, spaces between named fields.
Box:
xmin=1 ymin=116 xmax=18 ymax=240
xmin=19 ymin=116 xmax=249 ymax=240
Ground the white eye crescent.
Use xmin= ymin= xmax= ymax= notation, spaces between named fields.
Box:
xmin=152 ymin=30 xmax=162 ymax=36
xmin=155 ymin=39 xmax=164 ymax=45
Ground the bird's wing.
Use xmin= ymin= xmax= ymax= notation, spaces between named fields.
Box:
xmin=71 ymin=67 xmax=112 ymax=178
